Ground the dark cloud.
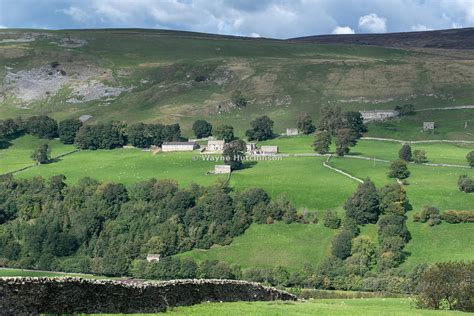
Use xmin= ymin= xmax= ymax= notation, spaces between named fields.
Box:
xmin=0 ymin=0 xmax=472 ymax=38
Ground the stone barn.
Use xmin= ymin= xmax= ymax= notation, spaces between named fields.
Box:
xmin=207 ymin=140 xmax=225 ymax=152
xmin=423 ymin=122 xmax=435 ymax=131
xmin=214 ymin=165 xmax=231 ymax=174
xmin=146 ymin=254 xmax=161 ymax=262
xmin=162 ymin=142 xmax=197 ymax=152
xmin=360 ymin=110 xmax=399 ymax=122
xmin=260 ymin=146 xmax=278 ymax=154
xmin=78 ymin=114 xmax=92 ymax=123
xmin=246 ymin=142 xmax=256 ymax=153
xmin=286 ymin=128 xmax=299 ymax=136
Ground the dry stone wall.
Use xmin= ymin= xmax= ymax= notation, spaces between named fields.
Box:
xmin=0 ymin=277 xmax=296 ymax=315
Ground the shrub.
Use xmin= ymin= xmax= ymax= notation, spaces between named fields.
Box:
xmin=297 ymin=112 xmax=316 ymax=134
xmin=31 ymin=143 xmax=51 ymax=164
xmin=441 ymin=210 xmax=474 ymax=223
xmin=413 ymin=149 xmax=428 ymax=164
xmin=458 ymin=175 xmax=474 ymax=193
xmin=417 ymin=205 xmax=441 ymax=226
xmin=192 ymin=120 xmax=213 ymax=139
xmin=388 ymin=159 xmax=410 ymax=179
xmin=467 ymin=151 xmax=474 ymax=168
xmin=331 ymin=230 xmax=353 ymax=260
xmin=323 ymin=210 xmax=341 ymax=229
xmin=398 ymin=144 xmax=412 ymax=161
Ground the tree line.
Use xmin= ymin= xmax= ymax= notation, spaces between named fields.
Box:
xmin=0 ymin=174 xmax=299 ymax=276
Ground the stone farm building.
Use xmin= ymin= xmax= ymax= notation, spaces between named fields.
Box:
xmin=246 ymin=142 xmax=256 ymax=153
xmin=162 ymin=142 xmax=197 ymax=152
xmin=207 ymin=140 xmax=225 ymax=152
xmin=286 ymin=128 xmax=299 ymax=136
xmin=423 ymin=122 xmax=435 ymax=131
xmin=146 ymin=254 xmax=161 ymax=262
xmin=260 ymin=146 xmax=278 ymax=154
xmin=360 ymin=110 xmax=399 ymax=122
xmin=78 ymin=114 xmax=92 ymax=123
xmin=214 ymin=165 xmax=231 ymax=174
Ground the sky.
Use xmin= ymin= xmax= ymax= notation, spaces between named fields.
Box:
xmin=0 ymin=0 xmax=473 ymax=38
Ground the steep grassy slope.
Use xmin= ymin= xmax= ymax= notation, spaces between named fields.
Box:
xmin=1 ymin=29 xmax=473 ymax=139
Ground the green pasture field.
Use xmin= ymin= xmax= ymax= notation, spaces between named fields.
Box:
xmin=230 ymin=156 xmax=357 ymax=210
xmin=328 ymin=157 xmax=474 ymax=211
xmin=178 ymin=222 xmax=337 ymax=271
xmin=1 ymin=134 xmax=473 ymax=274
xmin=161 ymin=298 xmax=462 ymax=315
xmin=15 ymin=148 xmax=225 ymax=186
xmin=0 ymin=268 xmax=105 ymax=279
xmin=0 ymin=134 xmax=75 ymax=174
xmin=366 ymin=109 xmax=474 ymax=141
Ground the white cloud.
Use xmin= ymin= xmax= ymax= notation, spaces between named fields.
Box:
xmin=1 ymin=0 xmax=472 ymax=38
xmin=249 ymin=32 xmax=261 ymax=38
xmin=0 ymin=25 xmax=7 ymax=29
xmin=358 ymin=13 xmax=387 ymax=33
xmin=61 ymin=6 xmax=90 ymax=23
xmin=411 ymin=24 xmax=432 ymax=31
xmin=332 ymin=26 xmax=355 ymax=34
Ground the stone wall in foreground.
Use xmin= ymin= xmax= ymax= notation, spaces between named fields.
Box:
xmin=0 ymin=277 xmax=296 ymax=314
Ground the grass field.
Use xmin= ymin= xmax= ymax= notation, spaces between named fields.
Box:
xmin=178 ymin=222 xmax=337 ymax=270
xmin=0 ymin=268 xmax=105 ymax=279
xmin=16 ymin=148 xmax=224 ymax=186
xmin=0 ymin=134 xmax=75 ymax=174
xmin=1 ymin=29 xmax=473 ymax=139
xmin=161 ymin=298 xmax=463 ymax=315
xmin=231 ymin=156 xmax=357 ymax=210
xmin=1 ymin=134 xmax=473 ymax=274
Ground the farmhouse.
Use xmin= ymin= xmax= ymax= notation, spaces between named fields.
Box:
xmin=423 ymin=122 xmax=435 ymax=131
xmin=214 ymin=165 xmax=231 ymax=174
xmin=360 ymin=110 xmax=399 ymax=122
xmin=286 ymin=128 xmax=299 ymax=136
xmin=207 ymin=140 xmax=225 ymax=152
xmin=246 ymin=142 xmax=256 ymax=153
xmin=260 ymin=145 xmax=278 ymax=154
xmin=162 ymin=142 xmax=197 ymax=152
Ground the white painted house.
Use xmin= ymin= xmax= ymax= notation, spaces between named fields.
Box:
xmin=162 ymin=142 xmax=197 ymax=152
xmin=207 ymin=140 xmax=225 ymax=152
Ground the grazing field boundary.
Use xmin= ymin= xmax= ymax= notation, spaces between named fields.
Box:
xmin=415 ymin=105 xmax=474 ymax=112
xmin=361 ymin=137 xmax=474 ymax=144
xmin=1 ymin=149 xmax=79 ymax=176
xmin=323 ymin=155 xmax=364 ymax=183
xmin=0 ymin=277 xmax=296 ymax=315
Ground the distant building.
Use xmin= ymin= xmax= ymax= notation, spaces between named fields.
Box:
xmin=78 ymin=114 xmax=92 ymax=123
xmin=214 ymin=165 xmax=231 ymax=174
xmin=260 ymin=145 xmax=278 ymax=154
xmin=207 ymin=140 xmax=225 ymax=152
xmin=423 ymin=122 xmax=435 ymax=131
xmin=246 ymin=142 xmax=256 ymax=153
xmin=286 ymin=128 xmax=299 ymax=136
xmin=162 ymin=142 xmax=197 ymax=152
xmin=360 ymin=110 xmax=399 ymax=122
xmin=146 ymin=254 xmax=161 ymax=262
